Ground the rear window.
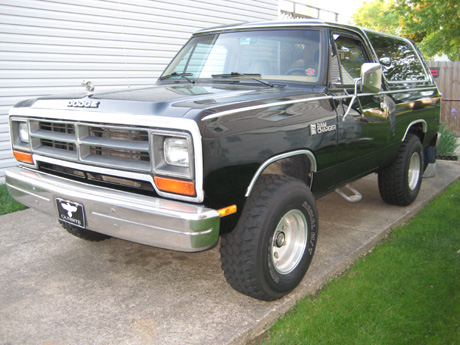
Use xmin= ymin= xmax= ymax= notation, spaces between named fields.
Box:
xmin=367 ymin=32 xmax=428 ymax=82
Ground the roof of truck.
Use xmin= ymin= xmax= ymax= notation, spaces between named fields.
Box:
xmin=196 ymin=20 xmax=361 ymax=35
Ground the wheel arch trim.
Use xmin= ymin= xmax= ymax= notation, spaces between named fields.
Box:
xmin=245 ymin=150 xmax=317 ymax=197
xmin=402 ymin=120 xmax=427 ymax=142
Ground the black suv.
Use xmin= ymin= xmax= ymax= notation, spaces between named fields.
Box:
xmin=7 ymin=20 xmax=440 ymax=300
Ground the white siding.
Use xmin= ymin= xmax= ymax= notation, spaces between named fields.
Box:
xmin=0 ymin=0 xmax=278 ymax=183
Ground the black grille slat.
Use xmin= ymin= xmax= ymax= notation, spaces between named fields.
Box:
xmin=39 ymin=162 xmax=155 ymax=195
xmin=41 ymin=139 xmax=76 ymax=152
xmin=89 ymin=126 xmax=149 ymax=142
xmin=40 ymin=122 xmax=75 ymax=135
xmin=89 ymin=147 xmax=150 ymax=161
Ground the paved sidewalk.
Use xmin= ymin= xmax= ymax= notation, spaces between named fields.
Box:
xmin=1 ymin=161 xmax=459 ymax=345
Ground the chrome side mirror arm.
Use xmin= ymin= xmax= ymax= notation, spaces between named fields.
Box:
xmin=342 ymin=63 xmax=382 ymax=121
xmin=342 ymin=77 xmax=361 ymax=121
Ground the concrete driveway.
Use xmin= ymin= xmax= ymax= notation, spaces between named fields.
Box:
xmin=1 ymin=161 xmax=459 ymax=345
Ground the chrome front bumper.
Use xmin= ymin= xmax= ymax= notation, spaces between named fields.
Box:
xmin=5 ymin=167 xmax=220 ymax=252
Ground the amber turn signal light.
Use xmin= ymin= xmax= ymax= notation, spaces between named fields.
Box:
xmin=218 ymin=205 xmax=237 ymax=217
xmin=13 ymin=150 xmax=34 ymax=164
xmin=154 ymin=176 xmax=195 ymax=196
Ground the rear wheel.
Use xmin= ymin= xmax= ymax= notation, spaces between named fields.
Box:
xmin=220 ymin=174 xmax=318 ymax=301
xmin=378 ymin=134 xmax=423 ymax=206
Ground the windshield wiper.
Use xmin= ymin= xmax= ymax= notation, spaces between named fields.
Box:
xmin=159 ymin=72 xmax=195 ymax=84
xmin=212 ymin=72 xmax=274 ymax=87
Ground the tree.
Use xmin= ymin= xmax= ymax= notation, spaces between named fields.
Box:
xmin=353 ymin=0 xmax=460 ymax=61
xmin=394 ymin=0 xmax=460 ymax=61
xmin=351 ymin=0 xmax=400 ymax=35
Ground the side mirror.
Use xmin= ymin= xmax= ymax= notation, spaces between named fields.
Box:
xmin=361 ymin=63 xmax=382 ymax=93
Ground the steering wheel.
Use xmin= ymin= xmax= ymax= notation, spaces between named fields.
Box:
xmin=285 ymin=67 xmax=307 ymax=75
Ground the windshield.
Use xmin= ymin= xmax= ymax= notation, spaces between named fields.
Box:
xmin=161 ymin=29 xmax=323 ymax=83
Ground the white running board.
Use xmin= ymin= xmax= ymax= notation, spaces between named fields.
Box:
xmin=335 ymin=184 xmax=362 ymax=203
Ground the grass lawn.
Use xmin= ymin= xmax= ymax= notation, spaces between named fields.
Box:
xmin=252 ymin=180 xmax=460 ymax=345
xmin=0 ymin=183 xmax=27 ymax=215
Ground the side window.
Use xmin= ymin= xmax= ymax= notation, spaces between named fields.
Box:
xmin=332 ymin=33 xmax=369 ymax=85
xmin=367 ymin=33 xmax=427 ymax=82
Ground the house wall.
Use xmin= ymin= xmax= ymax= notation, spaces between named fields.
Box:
xmin=0 ymin=0 xmax=278 ymax=183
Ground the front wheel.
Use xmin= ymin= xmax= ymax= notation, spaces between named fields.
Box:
xmin=378 ymin=134 xmax=423 ymax=206
xmin=220 ymin=174 xmax=318 ymax=301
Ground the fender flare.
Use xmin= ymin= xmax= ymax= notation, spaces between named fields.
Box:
xmin=402 ymin=120 xmax=427 ymax=142
xmin=245 ymin=150 xmax=317 ymax=197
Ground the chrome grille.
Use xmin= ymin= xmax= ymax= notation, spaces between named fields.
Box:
xmin=29 ymin=120 xmax=151 ymax=172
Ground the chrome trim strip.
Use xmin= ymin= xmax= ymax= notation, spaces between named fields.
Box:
xmin=383 ymin=80 xmax=431 ymax=85
xmin=91 ymin=212 xmax=214 ymax=236
xmin=9 ymin=108 xmax=205 ymax=203
xmin=202 ymin=87 xmax=438 ymax=122
xmin=379 ymin=86 xmax=438 ymax=94
xmin=402 ymin=120 xmax=427 ymax=142
xmin=332 ymin=86 xmax=439 ymax=102
xmin=245 ymin=150 xmax=317 ymax=197
xmin=202 ymin=96 xmax=332 ymax=121
xmin=7 ymin=183 xmax=51 ymax=202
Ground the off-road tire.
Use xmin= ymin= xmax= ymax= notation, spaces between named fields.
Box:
xmin=219 ymin=174 xmax=318 ymax=301
xmin=60 ymin=221 xmax=111 ymax=242
xmin=378 ymin=134 xmax=423 ymax=206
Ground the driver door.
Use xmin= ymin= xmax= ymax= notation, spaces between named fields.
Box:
xmin=330 ymin=30 xmax=392 ymax=181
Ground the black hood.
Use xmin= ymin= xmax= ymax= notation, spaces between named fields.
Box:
xmin=17 ymin=82 xmax=323 ymax=121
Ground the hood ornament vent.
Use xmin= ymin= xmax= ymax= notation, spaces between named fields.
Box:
xmin=81 ymin=80 xmax=95 ymax=95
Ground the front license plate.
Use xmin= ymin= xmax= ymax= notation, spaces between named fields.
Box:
xmin=56 ymin=199 xmax=86 ymax=228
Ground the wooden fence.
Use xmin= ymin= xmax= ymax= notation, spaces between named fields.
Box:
xmin=427 ymin=61 xmax=460 ymax=135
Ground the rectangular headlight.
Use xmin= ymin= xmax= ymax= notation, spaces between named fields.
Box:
xmin=18 ymin=122 xmax=30 ymax=143
xmin=152 ymin=130 xmax=194 ymax=180
xmin=164 ymin=137 xmax=190 ymax=167
xmin=11 ymin=119 xmax=31 ymax=152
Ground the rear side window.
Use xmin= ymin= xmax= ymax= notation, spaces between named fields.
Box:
xmin=367 ymin=32 xmax=428 ymax=82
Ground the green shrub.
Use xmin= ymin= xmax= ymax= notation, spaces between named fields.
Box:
xmin=436 ymin=123 xmax=459 ymax=157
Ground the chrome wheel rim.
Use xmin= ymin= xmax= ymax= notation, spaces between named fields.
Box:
xmin=271 ymin=209 xmax=308 ymax=275
xmin=408 ymin=152 xmax=421 ymax=191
